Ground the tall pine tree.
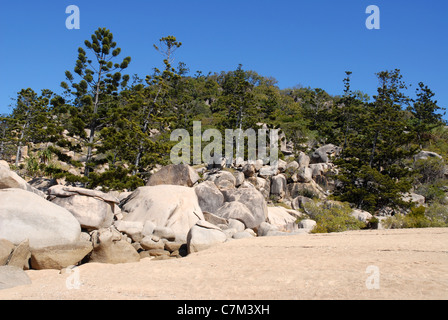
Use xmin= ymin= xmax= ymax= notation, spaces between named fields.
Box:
xmin=333 ymin=70 xmax=416 ymax=212
xmin=61 ymin=27 xmax=131 ymax=176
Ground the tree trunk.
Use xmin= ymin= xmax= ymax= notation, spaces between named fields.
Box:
xmin=342 ymin=112 xmax=352 ymax=155
xmin=0 ymin=125 xmax=6 ymax=160
xmin=369 ymin=130 xmax=379 ymax=168
xmin=15 ymin=119 xmax=29 ymax=167
xmin=132 ymin=87 xmax=161 ymax=175
xmin=84 ymin=66 xmax=103 ymax=177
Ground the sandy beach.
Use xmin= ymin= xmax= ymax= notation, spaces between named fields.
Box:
xmin=1 ymin=228 xmax=447 ymax=300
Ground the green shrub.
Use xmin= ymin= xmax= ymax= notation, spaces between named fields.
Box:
xmin=382 ymin=213 xmax=432 ymax=229
xmin=88 ymin=166 xmax=145 ymax=191
xmin=425 ymin=202 xmax=448 ymax=226
xmin=366 ymin=216 xmax=380 ymax=229
xmin=37 ymin=148 xmax=53 ymax=164
xmin=295 ymin=188 xmax=319 ymax=200
xmin=409 ymin=205 xmax=426 ymax=218
xmin=273 ymin=202 xmax=292 ymax=210
xmin=382 ymin=204 xmax=448 ymax=229
xmin=47 ymin=146 xmax=72 ymax=163
xmin=70 ymin=160 xmax=84 ymax=168
xmin=25 ymin=155 xmax=39 ymax=177
xmin=413 ymin=158 xmax=445 ymax=184
xmin=414 ymin=180 xmax=448 ymax=204
xmin=381 ymin=214 xmax=408 ymax=229
xmin=53 ymin=172 xmax=89 ymax=185
xmin=43 ymin=162 xmax=62 ymax=176
xmin=303 ymin=201 xmax=366 ymax=233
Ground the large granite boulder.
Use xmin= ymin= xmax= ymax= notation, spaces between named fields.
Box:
xmin=270 ymin=174 xmax=287 ymax=198
xmin=146 ymin=164 xmax=199 ymax=187
xmin=291 ymin=196 xmax=314 ymax=210
xmin=221 ymin=188 xmax=268 ymax=229
xmin=0 ymin=164 xmax=45 ymax=197
xmin=401 ymin=193 xmax=426 ymax=207
xmin=0 ymin=189 xmax=81 ymax=249
xmin=194 ymin=181 xmax=224 ymax=214
xmin=48 ymin=185 xmax=118 ymax=231
xmin=120 ymin=185 xmax=204 ymax=242
xmin=266 ymin=206 xmax=299 ymax=232
xmin=89 ymin=227 xmax=140 ymax=264
xmin=214 ymin=201 xmax=255 ymax=229
xmin=414 ymin=151 xmax=442 ymax=161
xmin=310 ymin=144 xmax=341 ymax=164
xmin=206 ymin=170 xmax=236 ymax=190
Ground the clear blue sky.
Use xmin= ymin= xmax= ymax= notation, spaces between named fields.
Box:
xmin=1 ymin=0 xmax=447 ymax=120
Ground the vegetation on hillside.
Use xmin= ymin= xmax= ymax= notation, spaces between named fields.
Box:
xmin=1 ymin=28 xmax=447 ymax=219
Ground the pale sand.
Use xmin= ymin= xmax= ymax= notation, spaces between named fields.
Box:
xmin=1 ymin=228 xmax=447 ymax=300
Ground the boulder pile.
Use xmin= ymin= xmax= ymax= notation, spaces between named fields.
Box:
xmin=1 ymin=144 xmax=416 ymax=285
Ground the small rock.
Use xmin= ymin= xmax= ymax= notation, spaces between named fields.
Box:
xmin=286 ymin=161 xmax=299 ymax=173
xmin=233 ymin=231 xmax=255 ymax=239
xmin=203 ymin=211 xmax=228 ymax=226
xmin=0 ymin=239 xmax=15 ymax=266
xmin=139 ymin=251 xmax=151 ymax=259
xmin=187 ymin=220 xmax=227 ymax=254
xmin=232 ymin=171 xmax=245 ymax=187
xmin=89 ymin=227 xmax=140 ymax=264
xmin=140 ymin=236 xmax=165 ymax=250
xmin=351 ymin=209 xmax=373 ymax=223
xmin=228 ymin=219 xmax=246 ymax=232
xmin=242 ymin=164 xmax=256 ymax=177
xmin=164 ymin=241 xmax=183 ymax=253
xmin=7 ymin=239 xmax=31 ymax=269
xmin=114 ymin=220 xmax=144 ymax=241
xmin=256 ymin=222 xmax=279 ymax=237
xmin=299 ymin=219 xmax=317 ymax=230
xmin=153 ymin=227 xmax=176 ymax=241
xmin=297 ymin=152 xmax=310 ymax=168
xmin=30 ymin=241 xmax=92 ymax=270
xmin=147 ymin=249 xmax=171 ymax=257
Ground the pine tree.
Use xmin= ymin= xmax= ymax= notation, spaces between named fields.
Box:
xmin=131 ymin=36 xmax=182 ymax=174
xmin=215 ymin=64 xmax=257 ymax=131
xmin=333 ymin=70 xmax=416 ymax=212
xmin=61 ymin=27 xmax=131 ymax=176
xmin=9 ymin=88 xmax=52 ymax=167
xmin=408 ymin=82 xmax=445 ymax=147
xmin=98 ymin=36 xmax=184 ymax=178
xmin=0 ymin=116 xmax=13 ymax=161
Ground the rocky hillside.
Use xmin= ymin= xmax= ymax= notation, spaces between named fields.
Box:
xmin=2 ymin=137 xmax=447 ymax=290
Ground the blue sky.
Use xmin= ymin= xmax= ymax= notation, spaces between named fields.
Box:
xmin=1 ymin=0 xmax=447 ymax=120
